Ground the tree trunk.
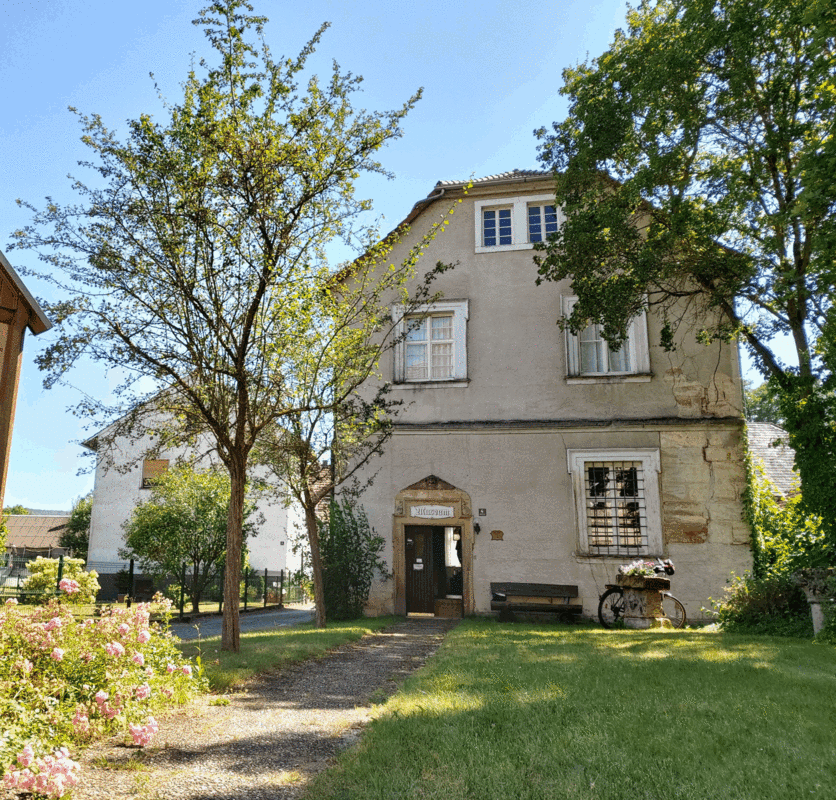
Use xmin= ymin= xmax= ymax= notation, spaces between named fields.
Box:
xmin=305 ymin=504 xmax=327 ymax=628
xmin=221 ymin=464 xmax=246 ymax=652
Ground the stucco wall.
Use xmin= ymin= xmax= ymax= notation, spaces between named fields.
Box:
xmin=354 ymin=175 xmax=750 ymax=621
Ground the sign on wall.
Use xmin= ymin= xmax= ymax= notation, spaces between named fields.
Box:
xmin=411 ymin=504 xmax=454 ymax=519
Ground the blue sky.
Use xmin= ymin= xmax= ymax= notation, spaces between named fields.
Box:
xmin=4 ymin=0 xmax=762 ymax=510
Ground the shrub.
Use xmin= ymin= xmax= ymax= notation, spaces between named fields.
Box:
xmin=709 ymin=572 xmax=812 ymax=637
xmin=0 ymin=594 xmax=203 ymax=796
xmin=21 ymin=558 xmax=100 ymax=604
xmin=320 ymin=498 xmax=385 ymax=621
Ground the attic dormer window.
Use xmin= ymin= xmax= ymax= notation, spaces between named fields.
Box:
xmin=474 ymin=195 xmax=563 ymax=253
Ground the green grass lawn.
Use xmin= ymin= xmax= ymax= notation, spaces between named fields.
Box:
xmin=303 ymin=619 xmax=836 ymax=800
xmin=177 ymin=616 xmax=398 ymax=691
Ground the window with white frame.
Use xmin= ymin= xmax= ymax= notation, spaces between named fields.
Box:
xmin=562 ymin=296 xmax=650 ymax=379
xmin=474 ymin=195 xmax=563 ymax=253
xmin=567 ymin=449 xmax=662 ymax=556
xmin=527 ymin=203 xmax=559 ymax=243
xmin=392 ymin=300 xmax=468 ymax=383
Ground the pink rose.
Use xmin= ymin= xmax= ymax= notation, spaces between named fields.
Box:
xmin=132 ymin=652 xmax=145 ymax=666
xmin=136 ymin=629 xmax=151 ymax=644
xmin=181 ymin=665 xmax=192 ymax=677
xmin=135 ymin=683 xmax=151 ymax=700
xmin=51 ymin=647 xmax=64 ymax=662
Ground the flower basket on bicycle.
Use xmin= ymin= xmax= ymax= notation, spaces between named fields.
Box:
xmin=598 ymin=559 xmax=686 ymax=629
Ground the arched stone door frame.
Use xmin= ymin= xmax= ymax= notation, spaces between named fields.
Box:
xmin=392 ymin=475 xmax=474 ymax=616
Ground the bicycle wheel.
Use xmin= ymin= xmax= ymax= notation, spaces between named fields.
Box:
xmin=662 ymin=593 xmax=686 ymax=628
xmin=598 ymin=587 xmax=625 ymax=628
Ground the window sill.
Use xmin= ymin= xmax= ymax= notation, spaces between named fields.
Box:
xmin=475 ymin=242 xmax=534 ymax=254
xmin=566 ymin=373 xmax=653 ymax=385
xmin=574 ymin=552 xmax=662 ymax=561
xmin=396 ymin=379 xmax=470 ymax=390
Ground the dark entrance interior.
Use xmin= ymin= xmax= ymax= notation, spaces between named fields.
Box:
xmin=404 ymin=525 xmax=462 ymax=614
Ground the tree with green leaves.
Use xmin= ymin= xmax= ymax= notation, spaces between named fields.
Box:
xmin=744 ymin=382 xmax=783 ymax=426
xmin=121 ymin=466 xmax=257 ymax=613
xmin=11 ymin=0 xmax=427 ymax=650
xmin=319 ymin=497 xmax=385 ymax=622
xmin=536 ymin=0 xmax=836 ymax=563
xmin=60 ymin=494 xmax=92 ymax=559
xmin=254 ymin=217 xmax=457 ymax=627
xmin=3 ymin=505 xmax=29 ymax=516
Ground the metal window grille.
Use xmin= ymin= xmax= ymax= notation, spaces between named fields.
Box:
xmin=583 ymin=460 xmax=648 ymax=555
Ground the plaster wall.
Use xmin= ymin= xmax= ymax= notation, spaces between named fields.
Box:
xmin=372 ymin=178 xmax=743 ymax=425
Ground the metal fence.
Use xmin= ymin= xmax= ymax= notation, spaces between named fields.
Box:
xmin=1 ymin=553 xmax=309 ymax=613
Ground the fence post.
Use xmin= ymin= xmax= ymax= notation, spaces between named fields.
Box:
xmin=127 ymin=559 xmax=135 ymax=608
xmin=55 ymin=555 xmax=64 ymax=596
xmin=280 ymin=568 xmax=284 ymax=607
xmin=243 ymin=567 xmax=249 ymax=611
xmin=263 ymin=567 xmax=268 ymax=608
xmin=179 ymin=562 xmax=186 ymax=621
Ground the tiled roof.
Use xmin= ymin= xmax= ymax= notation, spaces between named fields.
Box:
xmin=435 ymin=169 xmax=551 ymax=188
xmin=747 ymin=422 xmax=797 ymax=498
xmin=4 ymin=515 xmax=70 ymax=550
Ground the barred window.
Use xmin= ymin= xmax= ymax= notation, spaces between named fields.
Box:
xmin=568 ymin=449 xmax=662 ymax=556
xmin=584 ymin=461 xmax=647 ymax=554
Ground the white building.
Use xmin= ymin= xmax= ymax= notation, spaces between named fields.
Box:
xmin=82 ymin=421 xmax=301 ymax=600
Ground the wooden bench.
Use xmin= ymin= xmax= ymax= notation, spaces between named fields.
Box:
xmin=490 ymin=582 xmax=582 ymax=621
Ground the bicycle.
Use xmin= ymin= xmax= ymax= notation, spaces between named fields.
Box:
xmin=597 ymin=559 xmax=686 ymax=629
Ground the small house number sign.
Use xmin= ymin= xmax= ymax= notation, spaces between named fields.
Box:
xmin=411 ymin=504 xmax=454 ymax=519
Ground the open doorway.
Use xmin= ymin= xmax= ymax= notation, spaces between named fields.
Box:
xmin=404 ymin=525 xmax=462 ymax=615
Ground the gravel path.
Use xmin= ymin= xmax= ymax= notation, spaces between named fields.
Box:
xmin=65 ymin=617 xmax=459 ymax=800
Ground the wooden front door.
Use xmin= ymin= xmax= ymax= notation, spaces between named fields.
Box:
xmin=405 ymin=526 xmax=434 ymax=613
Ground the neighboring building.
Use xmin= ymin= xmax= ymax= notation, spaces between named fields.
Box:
xmin=82 ymin=421 xmax=301 ymax=600
xmin=0 ymin=248 xmax=52 ymax=509
xmin=4 ymin=514 xmax=70 ymax=557
xmin=353 ymin=170 xmax=750 ymax=621
xmin=747 ymin=421 xmax=797 ymax=500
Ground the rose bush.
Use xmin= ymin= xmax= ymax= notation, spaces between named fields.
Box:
xmin=0 ymin=593 xmax=204 ymax=797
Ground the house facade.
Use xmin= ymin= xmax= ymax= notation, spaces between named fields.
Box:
xmin=357 ymin=170 xmax=750 ymax=621
xmin=83 ymin=424 xmax=301 ymax=600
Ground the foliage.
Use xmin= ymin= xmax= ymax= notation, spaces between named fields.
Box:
xmin=319 ymin=498 xmax=385 ymax=621
xmin=59 ymin=494 xmax=92 ymax=559
xmin=535 ymin=0 xmax=836 ymax=557
xmin=708 ymin=572 xmax=811 ymax=637
xmin=0 ymin=595 xmax=202 ymax=793
xmin=10 ymin=0 xmax=428 ymax=651
xmin=745 ymin=381 xmax=783 ymax=425
xmin=712 ymin=455 xmax=824 ymax=635
xmin=121 ymin=467 xmax=257 ymax=613
xmin=3 ymin=505 xmax=29 ymax=516
xmin=21 ymin=557 xmax=100 ymax=604
xmin=745 ymin=460 xmax=828 ymax=577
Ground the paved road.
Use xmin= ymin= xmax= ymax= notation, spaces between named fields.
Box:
xmin=169 ymin=606 xmax=314 ymax=640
